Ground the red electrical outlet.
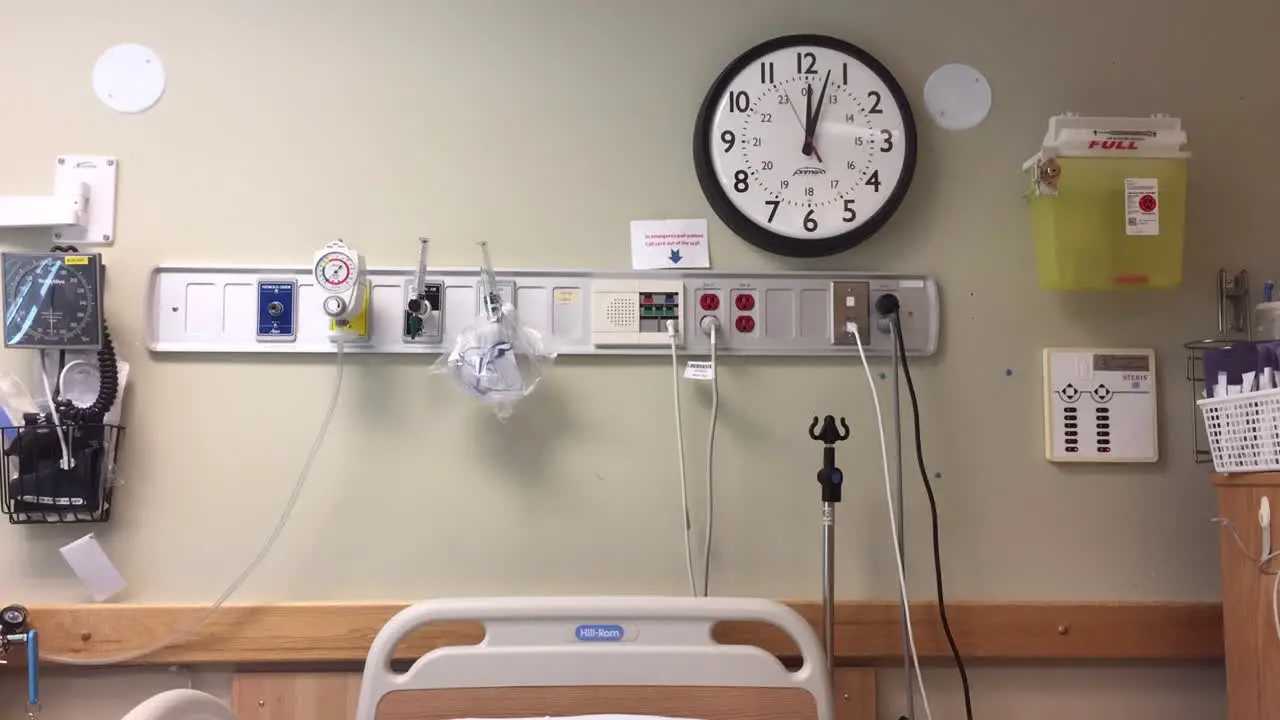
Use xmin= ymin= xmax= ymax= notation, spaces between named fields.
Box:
xmin=735 ymin=293 xmax=756 ymax=311
xmin=700 ymin=293 xmax=721 ymax=311
xmin=735 ymin=316 xmax=755 ymax=333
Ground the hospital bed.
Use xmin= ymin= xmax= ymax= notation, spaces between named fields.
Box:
xmin=120 ymin=596 xmax=835 ymax=720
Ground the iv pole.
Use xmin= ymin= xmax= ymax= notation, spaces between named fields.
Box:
xmin=808 ymin=414 xmax=849 ymax=680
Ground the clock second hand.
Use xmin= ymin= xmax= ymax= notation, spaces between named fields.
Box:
xmin=785 ymin=89 xmax=823 ymax=163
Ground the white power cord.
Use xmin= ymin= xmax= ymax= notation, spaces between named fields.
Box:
xmin=668 ymin=320 xmax=698 ymax=597
xmin=37 ymin=350 xmax=71 ymax=470
xmin=703 ymin=321 xmax=719 ymax=595
xmin=851 ymin=323 xmax=934 ymax=720
xmin=1214 ymin=505 xmax=1280 ymax=643
xmin=42 ymin=342 xmax=348 ymax=665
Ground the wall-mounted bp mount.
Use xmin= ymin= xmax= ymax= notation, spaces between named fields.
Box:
xmin=0 ymin=156 xmax=118 ymax=245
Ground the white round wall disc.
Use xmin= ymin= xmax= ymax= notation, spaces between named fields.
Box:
xmin=923 ymin=63 xmax=992 ymax=131
xmin=93 ymin=43 xmax=166 ymax=114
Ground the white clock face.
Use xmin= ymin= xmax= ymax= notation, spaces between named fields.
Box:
xmin=695 ymin=36 xmax=916 ymax=257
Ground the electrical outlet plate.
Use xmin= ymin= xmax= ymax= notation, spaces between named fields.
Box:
xmin=1043 ymin=347 xmax=1158 ymax=463
xmin=147 ymin=266 xmax=939 ymax=357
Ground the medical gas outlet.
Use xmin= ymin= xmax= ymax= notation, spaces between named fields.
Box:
xmin=314 ymin=239 xmax=370 ymax=342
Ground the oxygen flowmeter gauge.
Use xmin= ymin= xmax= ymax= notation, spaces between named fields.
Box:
xmin=313 ymin=240 xmax=368 ymax=341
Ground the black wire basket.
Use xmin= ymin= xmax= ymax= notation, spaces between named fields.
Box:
xmin=0 ymin=422 xmax=123 ymax=524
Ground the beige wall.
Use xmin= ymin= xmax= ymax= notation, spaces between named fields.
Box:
xmin=0 ymin=0 xmax=1268 ymax=717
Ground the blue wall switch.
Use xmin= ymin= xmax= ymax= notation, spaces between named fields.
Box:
xmin=256 ymin=279 xmax=297 ymax=341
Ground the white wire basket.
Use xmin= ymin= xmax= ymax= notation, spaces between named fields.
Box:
xmin=1197 ymin=387 xmax=1280 ymax=472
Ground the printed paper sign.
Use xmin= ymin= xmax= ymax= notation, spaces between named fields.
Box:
xmin=630 ymin=219 xmax=710 ymax=270
xmin=683 ymin=361 xmax=715 ymax=380
xmin=1124 ymin=178 xmax=1159 ymax=236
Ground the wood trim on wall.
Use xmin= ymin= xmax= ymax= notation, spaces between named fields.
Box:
xmin=24 ymin=600 xmax=1223 ymax=666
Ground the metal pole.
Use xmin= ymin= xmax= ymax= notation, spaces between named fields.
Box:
xmin=822 ymin=500 xmax=835 ymax=679
xmin=892 ymin=323 xmax=915 ymax=719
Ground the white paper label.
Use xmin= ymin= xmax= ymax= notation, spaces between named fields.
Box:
xmin=1124 ymin=178 xmax=1159 ymax=236
xmin=683 ymin=361 xmax=716 ymax=380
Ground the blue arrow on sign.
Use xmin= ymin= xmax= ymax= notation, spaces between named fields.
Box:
xmin=669 ymin=249 xmax=682 ymax=264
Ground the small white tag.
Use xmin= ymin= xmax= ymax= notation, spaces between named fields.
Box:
xmin=683 ymin=361 xmax=716 ymax=380
xmin=1124 ymin=177 xmax=1159 ymax=236
xmin=60 ymin=533 xmax=127 ymax=602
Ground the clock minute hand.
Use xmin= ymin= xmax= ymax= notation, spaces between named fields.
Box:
xmin=807 ymin=69 xmax=832 ymax=162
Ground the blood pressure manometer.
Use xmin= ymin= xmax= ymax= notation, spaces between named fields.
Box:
xmin=313 ymin=240 xmax=367 ymax=322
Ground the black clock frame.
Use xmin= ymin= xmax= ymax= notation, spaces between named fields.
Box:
xmin=692 ymin=34 xmax=918 ymax=259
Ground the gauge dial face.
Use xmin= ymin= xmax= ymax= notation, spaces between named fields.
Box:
xmin=314 ymin=251 xmax=355 ymax=292
xmin=2 ymin=253 xmax=103 ymax=349
xmin=1 ymin=607 xmax=25 ymax=625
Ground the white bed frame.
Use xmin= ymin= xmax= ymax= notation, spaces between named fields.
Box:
xmin=121 ymin=596 xmax=834 ymax=720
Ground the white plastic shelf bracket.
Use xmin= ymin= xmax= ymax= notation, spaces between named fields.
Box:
xmin=0 ymin=156 xmax=118 ymax=245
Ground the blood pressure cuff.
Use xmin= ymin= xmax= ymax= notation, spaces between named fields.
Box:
xmin=5 ymin=425 xmax=106 ymax=513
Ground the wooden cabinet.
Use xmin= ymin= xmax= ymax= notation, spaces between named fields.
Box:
xmin=1215 ymin=473 xmax=1280 ymax=720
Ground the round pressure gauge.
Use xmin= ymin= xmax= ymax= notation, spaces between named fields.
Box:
xmin=1 ymin=604 xmax=28 ymax=628
xmin=314 ymin=251 xmax=356 ymax=293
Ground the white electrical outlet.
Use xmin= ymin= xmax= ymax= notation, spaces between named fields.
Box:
xmin=1043 ymin=348 xmax=1158 ymax=463
xmin=590 ymin=279 xmax=683 ymax=347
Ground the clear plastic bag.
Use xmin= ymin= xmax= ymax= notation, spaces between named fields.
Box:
xmin=431 ymin=241 xmax=556 ymax=420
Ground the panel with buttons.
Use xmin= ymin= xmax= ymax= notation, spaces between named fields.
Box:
xmin=1042 ymin=347 xmax=1158 ymax=463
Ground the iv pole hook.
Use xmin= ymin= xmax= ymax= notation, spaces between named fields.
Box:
xmin=808 ymin=414 xmax=848 ymax=683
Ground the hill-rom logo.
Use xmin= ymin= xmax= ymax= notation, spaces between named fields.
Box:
xmin=575 ymin=624 xmax=624 ymax=642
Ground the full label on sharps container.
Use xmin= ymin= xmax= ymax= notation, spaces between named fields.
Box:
xmin=1124 ymin=178 xmax=1159 ymax=237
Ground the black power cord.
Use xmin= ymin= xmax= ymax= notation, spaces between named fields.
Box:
xmin=49 ymin=245 xmax=119 ymax=424
xmin=876 ymin=294 xmax=975 ymax=720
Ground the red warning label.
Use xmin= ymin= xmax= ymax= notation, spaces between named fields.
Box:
xmin=1125 ymin=178 xmax=1160 ymax=236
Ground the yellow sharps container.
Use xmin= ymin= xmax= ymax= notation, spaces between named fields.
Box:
xmin=1023 ymin=114 xmax=1190 ymax=290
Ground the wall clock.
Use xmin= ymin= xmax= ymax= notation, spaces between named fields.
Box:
xmin=693 ymin=34 xmax=917 ymax=258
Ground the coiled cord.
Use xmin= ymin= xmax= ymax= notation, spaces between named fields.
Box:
xmin=53 ymin=323 xmax=118 ymax=424
xmin=48 ymin=245 xmax=119 ymax=425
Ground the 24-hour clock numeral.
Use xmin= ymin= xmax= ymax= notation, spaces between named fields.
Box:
xmin=760 ymin=61 xmax=774 ymax=84
xmin=720 ymin=130 xmax=735 ymax=152
xmin=879 ymin=128 xmax=894 ymax=152
xmin=729 ymin=91 xmax=750 ymax=113
xmin=760 ymin=112 xmax=773 ymax=123
xmin=797 ymin=51 xmax=817 ymax=74
xmin=843 ymin=199 xmax=857 ymax=222
xmin=765 ymin=200 xmax=780 ymax=222
xmin=867 ymin=90 xmax=883 ymax=114
xmin=761 ymin=161 xmax=774 ymax=170
xmin=734 ymin=170 xmax=750 ymax=193
xmin=865 ymin=170 xmax=881 ymax=192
